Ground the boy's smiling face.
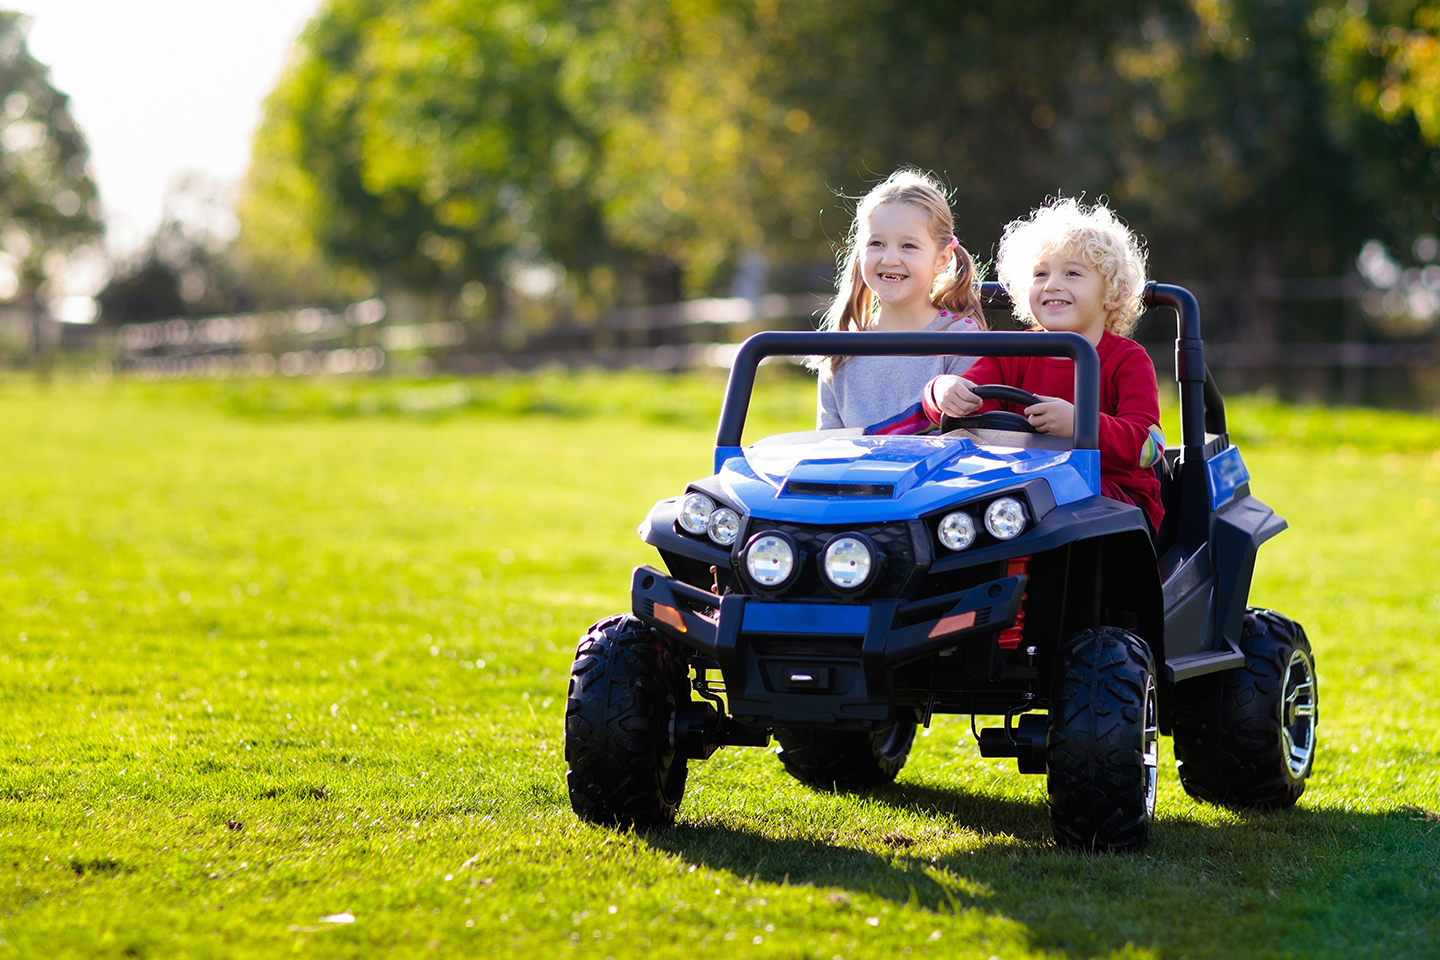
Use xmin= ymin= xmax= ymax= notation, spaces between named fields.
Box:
xmin=1027 ymin=247 xmax=1118 ymax=344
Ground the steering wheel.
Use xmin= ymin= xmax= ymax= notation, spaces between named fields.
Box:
xmin=940 ymin=384 xmax=1043 ymax=434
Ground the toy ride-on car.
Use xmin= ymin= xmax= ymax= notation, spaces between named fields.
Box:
xmin=564 ymin=282 xmax=1318 ymax=851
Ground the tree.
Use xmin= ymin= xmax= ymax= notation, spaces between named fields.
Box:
xmin=241 ymin=0 xmax=615 ymax=329
xmin=0 ymin=10 xmax=101 ymax=363
xmin=243 ymin=0 xmax=1437 ymax=361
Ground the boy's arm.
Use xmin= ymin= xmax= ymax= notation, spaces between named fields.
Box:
xmin=1096 ymin=345 xmax=1165 ymax=472
xmin=923 ymin=355 xmax=1002 ymax=423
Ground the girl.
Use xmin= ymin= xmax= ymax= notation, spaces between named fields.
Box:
xmin=810 ymin=169 xmax=985 ymax=434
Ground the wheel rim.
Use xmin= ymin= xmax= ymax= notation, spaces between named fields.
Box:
xmin=1142 ymin=671 xmax=1159 ymax=818
xmin=1281 ymin=649 xmax=1317 ymax=778
xmin=877 ymin=719 xmax=917 ymax=763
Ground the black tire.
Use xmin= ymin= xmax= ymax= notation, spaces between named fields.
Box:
xmin=564 ymin=614 xmax=689 ymax=828
xmin=1047 ymin=627 xmax=1159 ymax=852
xmin=775 ymin=720 xmax=916 ymax=790
xmin=1172 ymin=608 xmax=1317 ymax=809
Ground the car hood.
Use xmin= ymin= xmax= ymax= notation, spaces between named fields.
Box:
xmin=713 ymin=433 xmax=1098 ymax=523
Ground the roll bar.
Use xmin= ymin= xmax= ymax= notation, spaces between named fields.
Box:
xmin=714 ymin=330 xmax=1100 ymax=461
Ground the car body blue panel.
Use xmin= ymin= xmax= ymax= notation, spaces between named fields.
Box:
xmin=712 ymin=434 xmax=1100 ymax=524
xmin=1207 ymin=445 xmax=1249 ymax=511
xmin=741 ymin=603 xmax=871 ymax=635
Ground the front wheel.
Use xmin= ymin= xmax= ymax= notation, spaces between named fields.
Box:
xmin=775 ymin=720 xmax=916 ymax=790
xmin=564 ymin=614 xmax=689 ymax=828
xmin=1172 ymin=608 xmax=1317 ymax=808
xmin=1047 ymin=627 xmax=1158 ymax=852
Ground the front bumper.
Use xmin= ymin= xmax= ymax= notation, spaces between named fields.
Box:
xmin=630 ymin=565 xmax=1026 ymax=726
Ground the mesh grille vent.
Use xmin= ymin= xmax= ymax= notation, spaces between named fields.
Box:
xmin=782 ymin=481 xmax=894 ymax=498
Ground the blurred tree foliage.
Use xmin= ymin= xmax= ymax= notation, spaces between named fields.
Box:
xmin=242 ymin=0 xmax=1440 ymax=337
xmin=0 ymin=11 xmax=100 ymax=314
xmin=1314 ymin=0 xmax=1440 ymax=255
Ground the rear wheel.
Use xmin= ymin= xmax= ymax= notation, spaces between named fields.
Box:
xmin=1172 ymin=608 xmax=1317 ymax=808
xmin=1047 ymin=627 xmax=1158 ymax=852
xmin=564 ymin=614 xmax=689 ymax=828
xmin=775 ymin=720 xmax=916 ymax=790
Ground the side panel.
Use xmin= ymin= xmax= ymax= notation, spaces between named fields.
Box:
xmin=1212 ymin=493 xmax=1287 ymax=646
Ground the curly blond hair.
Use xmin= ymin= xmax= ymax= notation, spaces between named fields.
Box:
xmin=995 ymin=197 xmax=1148 ymax=336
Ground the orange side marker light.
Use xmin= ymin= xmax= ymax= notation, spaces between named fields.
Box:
xmin=653 ymin=603 xmax=687 ymax=633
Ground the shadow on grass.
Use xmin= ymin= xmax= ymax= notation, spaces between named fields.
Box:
xmin=644 ymin=782 xmax=1440 ymax=959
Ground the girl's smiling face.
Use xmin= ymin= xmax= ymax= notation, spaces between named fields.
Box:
xmin=1027 ymin=248 xmax=1118 ymax=344
xmin=859 ymin=201 xmax=951 ymax=315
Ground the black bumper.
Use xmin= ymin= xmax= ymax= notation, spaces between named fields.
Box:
xmin=630 ymin=565 xmax=1025 ymax=726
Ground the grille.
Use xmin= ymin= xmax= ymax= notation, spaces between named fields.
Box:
xmin=746 ymin=520 xmax=915 ymax=599
xmin=781 ymin=481 xmax=894 ymax=499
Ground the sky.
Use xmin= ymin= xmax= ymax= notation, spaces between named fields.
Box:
xmin=12 ymin=0 xmax=322 ymax=290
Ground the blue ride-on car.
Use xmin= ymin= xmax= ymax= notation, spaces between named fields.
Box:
xmin=564 ymin=283 xmax=1318 ymax=851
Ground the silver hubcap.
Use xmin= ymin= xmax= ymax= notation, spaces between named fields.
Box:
xmin=1142 ymin=672 xmax=1159 ymax=817
xmin=1281 ymin=649 xmax=1317 ymax=778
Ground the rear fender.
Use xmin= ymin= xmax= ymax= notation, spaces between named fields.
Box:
xmin=1212 ymin=494 xmax=1287 ymax=647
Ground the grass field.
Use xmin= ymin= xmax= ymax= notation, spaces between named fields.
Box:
xmin=2 ymin=370 xmax=1438 ymax=959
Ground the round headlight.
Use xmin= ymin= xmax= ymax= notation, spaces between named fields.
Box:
xmin=707 ymin=507 xmax=741 ymax=546
xmin=678 ymin=492 xmax=715 ymax=535
xmin=984 ymin=497 xmax=1027 ymax=540
xmin=745 ymin=534 xmax=796 ymax=588
xmin=938 ymin=511 xmax=977 ymax=551
xmin=822 ymin=535 xmax=874 ymax=589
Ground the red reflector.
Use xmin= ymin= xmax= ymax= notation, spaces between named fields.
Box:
xmin=653 ymin=603 xmax=687 ymax=633
xmin=998 ymin=556 xmax=1031 ymax=650
xmin=928 ymin=610 xmax=976 ymax=639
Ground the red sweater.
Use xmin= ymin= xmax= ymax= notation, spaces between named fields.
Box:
xmin=923 ymin=331 xmax=1165 ymax=532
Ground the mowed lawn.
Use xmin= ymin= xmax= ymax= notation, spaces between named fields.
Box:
xmin=1 ymin=371 xmax=1438 ymax=959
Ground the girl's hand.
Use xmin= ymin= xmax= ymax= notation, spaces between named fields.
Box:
xmin=1023 ymin=397 xmax=1074 ymax=437
xmin=933 ymin=376 xmax=982 ymax=417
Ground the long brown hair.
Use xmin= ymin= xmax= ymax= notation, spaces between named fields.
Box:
xmin=809 ymin=169 xmax=985 ymax=373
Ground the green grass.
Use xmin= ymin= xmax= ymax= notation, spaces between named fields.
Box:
xmin=1 ymin=370 xmax=1437 ymax=959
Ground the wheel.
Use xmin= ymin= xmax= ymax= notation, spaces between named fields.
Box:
xmin=1172 ymin=608 xmax=1317 ymax=808
xmin=940 ymin=384 xmax=1043 ymax=434
xmin=1047 ymin=627 xmax=1159 ymax=852
xmin=564 ymin=614 xmax=689 ymax=828
xmin=775 ymin=719 xmax=916 ymax=790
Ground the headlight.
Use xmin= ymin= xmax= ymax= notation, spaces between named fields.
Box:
xmin=678 ymin=492 xmax=715 ymax=535
xmin=938 ymin=511 xmax=977 ymax=551
xmin=984 ymin=497 xmax=1027 ymax=540
xmin=822 ymin=534 xmax=875 ymax=589
xmin=745 ymin=533 xmax=796 ymax=588
xmin=707 ymin=507 xmax=741 ymax=546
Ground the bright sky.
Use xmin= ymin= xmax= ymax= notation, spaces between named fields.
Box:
xmin=12 ymin=0 xmax=322 ymax=265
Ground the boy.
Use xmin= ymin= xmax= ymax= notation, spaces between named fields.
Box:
xmin=921 ymin=197 xmax=1165 ymax=533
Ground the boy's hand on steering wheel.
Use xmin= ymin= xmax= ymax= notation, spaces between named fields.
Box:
xmin=1023 ymin=397 xmax=1074 ymax=437
xmin=933 ymin=375 xmax=981 ymax=417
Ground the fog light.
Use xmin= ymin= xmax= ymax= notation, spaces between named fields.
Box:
xmin=745 ymin=534 xmax=796 ymax=588
xmin=822 ymin=535 xmax=875 ymax=589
